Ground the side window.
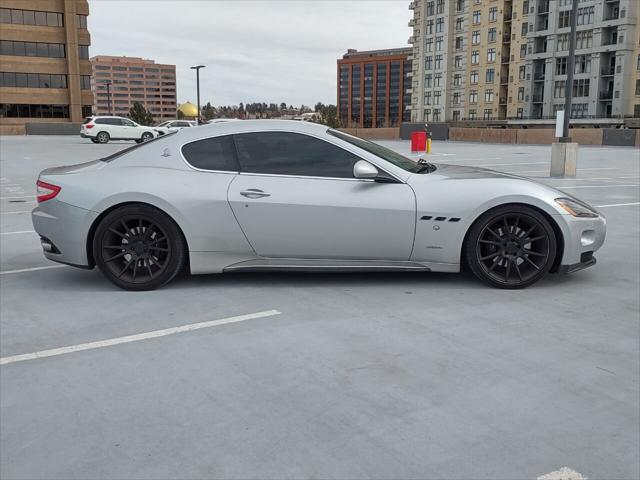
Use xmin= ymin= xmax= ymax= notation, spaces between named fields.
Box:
xmin=122 ymin=120 xmax=135 ymax=127
xmin=182 ymin=135 xmax=238 ymax=172
xmin=233 ymin=132 xmax=359 ymax=178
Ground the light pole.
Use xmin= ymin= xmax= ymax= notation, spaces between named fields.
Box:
xmin=100 ymin=79 xmax=113 ymax=116
xmin=560 ymin=0 xmax=579 ymax=141
xmin=190 ymin=65 xmax=205 ymax=124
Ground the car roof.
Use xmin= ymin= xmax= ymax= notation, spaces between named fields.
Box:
xmin=177 ymin=119 xmax=329 ymax=142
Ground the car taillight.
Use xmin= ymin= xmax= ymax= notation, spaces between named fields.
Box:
xmin=85 ymin=124 xmax=94 ymax=129
xmin=36 ymin=180 xmax=61 ymax=203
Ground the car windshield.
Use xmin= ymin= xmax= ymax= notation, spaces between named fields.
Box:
xmin=157 ymin=121 xmax=171 ymax=127
xmin=327 ymin=129 xmax=424 ymax=173
xmin=82 ymin=117 xmax=93 ymax=124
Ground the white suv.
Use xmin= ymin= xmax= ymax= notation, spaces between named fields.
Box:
xmin=80 ymin=116 xmax=159 ymax=144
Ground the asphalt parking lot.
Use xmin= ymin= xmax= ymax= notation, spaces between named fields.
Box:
xmin=1 ymin=135 xmax=639 ymax=479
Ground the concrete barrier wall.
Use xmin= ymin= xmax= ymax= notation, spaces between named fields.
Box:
xmin=602 ymin=128 xmax=637 ymax=147
xmin=449 ymin=127 xmax=517 ymax=143
xmin=515 ymin=129 xmax=557 ymax=145
xmin=338 ymin=128 xmax=400 ymax=140
xmin=25 ymin=123 xmax=82 ymax=135
xmin=400 ymin=122 xmax=449 ymax=140
xmin=0 ymin=124 xmax=25 ymax=135
xmin=449 ymin=127 xmax=612 ymax=146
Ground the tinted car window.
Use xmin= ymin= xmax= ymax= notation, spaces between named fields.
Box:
xmin=182 ymin=135 xmax=238 ymax=171
xmin=234 ymin=132 xmax=360 ymax=178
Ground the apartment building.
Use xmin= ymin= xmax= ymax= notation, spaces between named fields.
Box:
xmin=525 ymin=0 xmax=638 ymax=119
xmin=0 ymin=0 xmax=93 ymax=126
xmin=91 ymin=56 xmax=177 ymax=122
xmin=337 ymin=48 xmax=412 ymax=128
xmin=408 ymin=0 xmax=639 ymax=122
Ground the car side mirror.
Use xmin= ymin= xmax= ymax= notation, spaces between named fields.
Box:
xmin=353 ymin=160 xmax=379 ymax=179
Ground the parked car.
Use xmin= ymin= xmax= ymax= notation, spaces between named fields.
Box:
xmin=80 ymin=116 xmax=159 ymax=144
xmin=154 ymin=120 xmax=197 ymax=135
xmin=35 ymin=120 xmax=605 ymax=291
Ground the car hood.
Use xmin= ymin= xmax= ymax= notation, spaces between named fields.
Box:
xmin=423 ymin=163 xmax=526 ymax=180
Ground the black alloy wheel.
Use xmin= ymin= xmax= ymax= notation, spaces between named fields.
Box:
xmin=141 ymin=132 xmax=153 ymax=142
xmin=465 ymin=205 xmax=557 ymax=289
xmin=96 ymin=131 xmax=110 ymax=144
xmin=93 ymin=205 xmax=186 ymax=290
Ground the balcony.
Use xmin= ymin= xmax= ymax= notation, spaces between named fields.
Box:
xmin=501 ymin=56 xmax=510 ymax=64
xmin=409 ymin=1 xmax=417 ymax=10
xmin=503 ymin=34 xmax=511 ymax=43
xmin=499 ymin=97 xmax=507 ymax=105
xmin=599 ymin=91 xmax=613 ymax=100
xmin=603 ymin=12 xmax=620 ymax=21
xmin=532 ymin=94 xmax=544 ymax=103
xmin=533 ymin=72 xmax=545 ymax=81
xmin=408 ymin=36 xmax=417 ymax=44
xmin=601 ymin=67 xmax=615 ymax=76
xmin=408 ymin=18 xmax=416 ymax=27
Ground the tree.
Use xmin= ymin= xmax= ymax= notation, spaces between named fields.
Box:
xmin=201 ymin=102 xmax=216 ymax=121
xmin=313 ymin=104 xmax=340 ymax=128
xmin=128 ymin=102 xmax=155 ymax=126
xmin=177 ymin=109 xmax=185 ymax=120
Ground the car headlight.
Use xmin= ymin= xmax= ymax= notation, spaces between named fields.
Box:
xmin=555 ymin=197 xmax=598 ymax=218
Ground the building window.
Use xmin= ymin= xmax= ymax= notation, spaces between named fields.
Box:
xmin=577 ymin=6 xmax=594 ymax=25
xmin=473 ymin=10 xmax=480 ymax=24
xmin=426 ymin=38 xmax=433 ymax=52
xmin=556 ymin=33 xmax=568 ymax=51
xmin=484 ymin=109 xmax=493 ymax=120
xmin=472 ymin=30 xmax=480 ymax=45
xmin=574 ymin=55 xmax=591 ymax=74
xmin=75 ymin=14 xmax=87 ymax=29
xmin=80 ymin=75 xmax=91 ymax=90
xmin=554 ymin=81 xmax=565 ymax=98
xmin=435 ymin=36 xmax=443 ymax=51
xmin=425 ymin=74 xmax=432 ymax=88
xmin=425 ymin=92 xmax=431 ymax=105
xmin=487 ymin=48 xmax=496 ymax=62
xmin=0 ymin=8 xmax=63 ymax=27
xmin=556 ymin=57 xmax=567 ymax=75
xmin=453 ymin=92 xmax=460 ymax=105
xmin=436 ymin=0 xmax=445 ymax=14
xmin=426 ymin=1 xmax=434 ymax=16
xmin=0 ymin=40 xmax=65 ymax=58
xmin=426 ymin=20 xmax=433 ymax=34
xmin=425 ymin=56 xmax=433 ymax=70
xmin=517 ymin=108 xmax=524 ymax=119
xmin=488 ymin=7 xmax=498 ymax=21
xmin=436 ymin=18 xmax=444 ymax=33
xmin=453 ymin=74 xmax=462 ymax=86
xmin=78 ymin=45 xmax=89 ymax=59
xmin=469 ymin=90 xmax=478 ymax=104
xmin=434 ymin=91 xmax=441 ymax=105
xmin=521 ymin=23 xmax=528 ymax=37
xmin=519 ymin=65 xmax=526 ymax=80
xmin=570 ymin=103 xmax=588 ymax=118
xmin=485 ymin=89 xmax=494 ymax=103
xmin=486 ymin=68 xmax=495 ymax=83
xmin=433 ymin=109 xmax=441 ymax=121
xmin=575 ymin=30 xmax=593 ymax=49
xmin=469 ymin=109 xmax=477 ymax=120
xmin=0 ymin=72 xmax=68 ymax=88
xmin=453 ymin=110 xmax=461 ymax=121
xmin=456 ymin=17 xmax=464 ymax=31
xmin=455 ymin=36 xmax=463 ymax=50
xmin=454 ymin=56 xmax=462 ymax=68
xmin=456 ymin=0 xmax=465 ymax=12
xmin=434 ymin=55 xmax=443 ymax=70
xmin=0 ymin=103 xmax=70 ymax=118
xmin=470 ymin=70 xmax=479 ymax=84
xmin=471 ymin=50 xmax=479 ymax=64
xmin=434 ymin=72 xmax=442 ymax=86
xmin=488 ymin=28 xmax=497 ymax=43
xmin=518 ymin=87 xmax=525 ymax=101
xmin=572 ymin=79 xmax=590 ymax=97
xmin=558 ymin=11 xmax=571 ymax=29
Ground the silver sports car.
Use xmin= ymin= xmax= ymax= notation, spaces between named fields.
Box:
xmin=33 ymin=120 xmax=606 ymax=291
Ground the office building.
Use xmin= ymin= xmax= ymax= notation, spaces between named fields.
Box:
xmin=91 ymin=56 xmax=177 ymax=122
xmin=408 ymin=0 xmax=639 ymax=122
xmin=337 ymin=48 xmax=412 ymax=128
xmin=0 ymin=0 xmax=93 ymax=127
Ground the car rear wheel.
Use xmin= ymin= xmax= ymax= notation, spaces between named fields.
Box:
xmin=93 ymin=205 xmax=186 ymax=291
xmin=96 ymin=131 xmax=110 ymax=144
xmin=465 ymin=205 xmax=557 ymax=289
xmin=141 ymin=132 xmax=153 ymax=142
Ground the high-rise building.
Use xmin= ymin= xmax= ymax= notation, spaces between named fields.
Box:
xmin=0 ymin=0 xmax=93 ymax=127
xmin=337 ymin=48 xmax=412 ymax=128
xmin=408 ymin=0 xmax=640 ymax=122
xmin=525 ymin=0 xmax=638 ymax=119
xmin=91 ymin=56 xmax=177 ymax=122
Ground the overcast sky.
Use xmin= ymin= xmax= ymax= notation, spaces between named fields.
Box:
xmin=88 ymin=0 xmax=410 ymax=107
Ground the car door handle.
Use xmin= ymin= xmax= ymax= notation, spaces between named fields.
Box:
xmin=240 ymin=189 xmax=271 ymax=199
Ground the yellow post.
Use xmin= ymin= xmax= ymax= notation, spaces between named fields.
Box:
xmin=426 ymin=137 xmax=432 ymax=154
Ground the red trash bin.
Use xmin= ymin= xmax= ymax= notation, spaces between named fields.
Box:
xmin=411 ymin=131 xmax=427 ymax=152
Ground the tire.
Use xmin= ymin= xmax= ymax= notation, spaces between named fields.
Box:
xmin=91 ymin=138 xmax=99 ymax=144
xmin=93 ymin=204 xmax=186 ymax=291
xmin=96 ymin=131 xmax=110 ymax=144
xmin=141 ymin=132 xmax=153 ymax=142
xmin=464 ymin=205 xmax=557 ymax=289
xmin=135 ymin=139 xmax=142 ymax=144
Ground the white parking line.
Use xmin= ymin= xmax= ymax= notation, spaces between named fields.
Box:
xmin=0 ymin=210 xmax=32 ymax=215
xmin=558 ymin=184 xmax=639 ymax=189
xmin=0 ymin=310 xmax=282 ymax=366
xmin=476 ymin=161 xmax=548 ymax=167
xmin=0 ymin=195 xmax=35 ymax=200
xmin=596 ymin=202 xmax=640 ymax=208
xmin=0 ymin=265 xmax=67 ymax=275
xmin=0 ymin=230 xmax=35 ymax=236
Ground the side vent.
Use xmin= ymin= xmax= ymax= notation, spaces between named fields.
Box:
xmin=421 ymin=215 xmax=433 ymax=220
xmin=434 ymin=216 xmax=446 ymax=221
xmin=449 ymin=217 xmax=461 ymax=222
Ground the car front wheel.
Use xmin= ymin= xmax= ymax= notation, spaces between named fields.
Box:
xmin=141 ymin=132 xmax=153 ymax=142
xmin=93 ymin=205 xmax=186 ymax=291
xmin=465 ymin=205 xmax=557 ymax=289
